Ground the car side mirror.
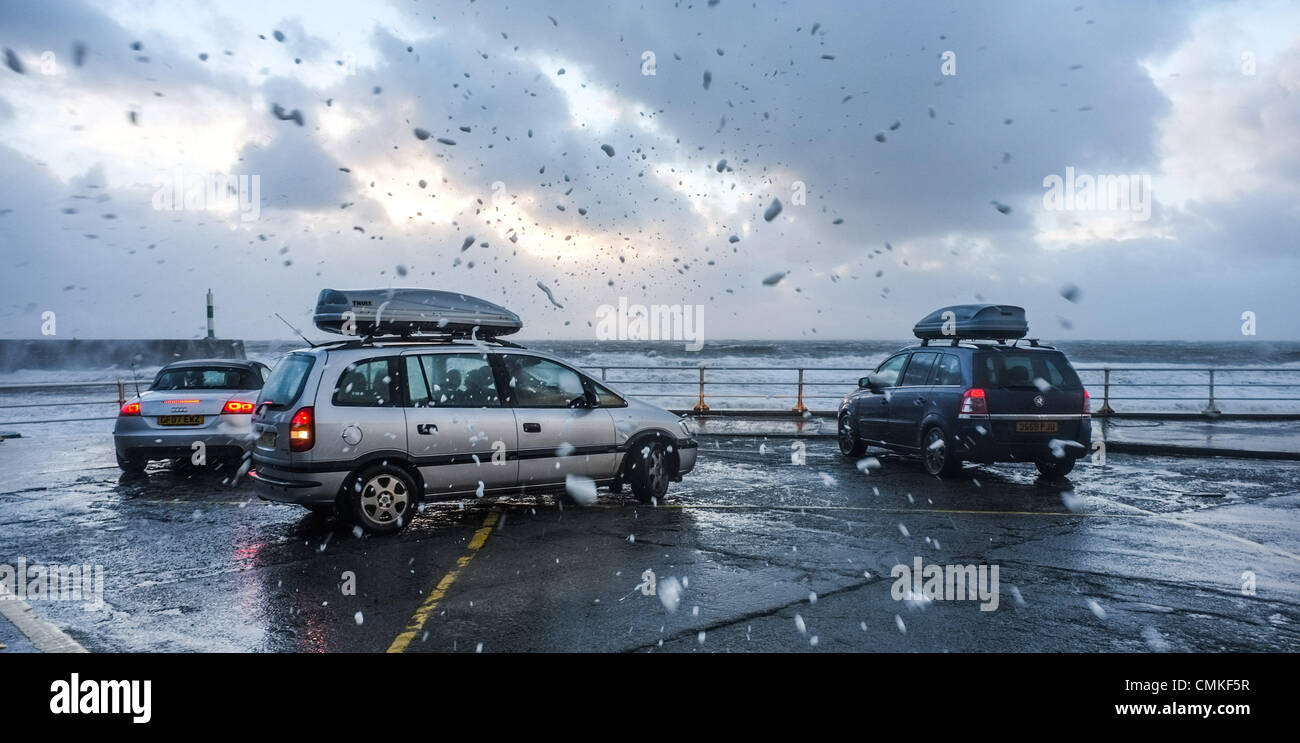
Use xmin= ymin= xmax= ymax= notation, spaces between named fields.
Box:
xmin=860 ymin=375 xmax=884 ymax=392
xmin=858 ymin=376 xmax=872 ymax=389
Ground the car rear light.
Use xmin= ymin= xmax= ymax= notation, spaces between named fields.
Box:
xmin=1083 ymin=389 xmax=1091 ymax=416
xmin=290 ymin=406 xmax=315 ymax=452
xmin=959 ymin=388 xmax=988 ymax=416
xmin=222 ymin=400 xmax=255 ymax=414
xmin=120 ymin=401 xmax=141 ymax=416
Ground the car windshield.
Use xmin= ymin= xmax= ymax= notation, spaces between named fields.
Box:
xmin=258 ymin=354 xmax=315 ymax=409
xmin=974 ymin=352 xmax=1082 ymax=390
xmin=151 ymin=366 xmax=260 ymax=391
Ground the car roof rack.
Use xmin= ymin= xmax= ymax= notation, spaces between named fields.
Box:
xmin=919 ymin=338 xmax=1012 ymax=347
xmin=1009 ymin=338 xmax=1057 ymax=349
xmin=921 ymin=337 xmax=1048 ymax=348
xmin=316 ymin=332 xmax=528 ymax=351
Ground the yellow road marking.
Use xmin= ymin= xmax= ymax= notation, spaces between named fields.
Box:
xmin=652 ymin=504 xmax=1131 ymax=518
xmin=387 ymin=508 xmax=500 ymax=653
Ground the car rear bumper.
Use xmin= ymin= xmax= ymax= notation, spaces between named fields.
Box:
xmin=249 ymin=457 xmax=346 ymax=506
xmin=953 ymin=419 xmax=1091 ymax=463
xmin=113 ymin=426 xmax=253 ymax=462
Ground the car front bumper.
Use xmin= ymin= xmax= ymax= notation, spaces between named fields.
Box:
xmin=675 ymin=437 xmax=698 ymax=477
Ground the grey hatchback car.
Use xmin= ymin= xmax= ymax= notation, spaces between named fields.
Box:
xmin=248 ymin=340 xmax=697 ymax=533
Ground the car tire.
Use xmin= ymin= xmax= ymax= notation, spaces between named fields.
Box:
xmin=1036 ymin=459 xmax=1076 ymax=478
xmin=838 ymin=413 xmax=867 ymax=458
xmin=922 ymin=426 xmax=962 ymax=477
xmin=116 ymin=453 xmax=146 ymax=474
xmin=347 ymin=464 xmax=417 ymax=534
xmin=628 ymin=440 xmax=673 ymax=504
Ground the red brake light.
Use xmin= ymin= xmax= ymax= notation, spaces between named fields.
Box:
xmin=290 ymin=406 xmax=315 ymax=452
xmin=120 ymin=401 xmax=141 ymax=416
xmin=959 ymin=388 xmax=988 ymax=416
xmin=222 ymin=400 xmax=255 ymax=414
xmin=1083 ymin=389 xmax=1091 ymax=415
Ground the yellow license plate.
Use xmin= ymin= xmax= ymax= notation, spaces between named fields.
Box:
xmin=1015 ymin=421 xmax=1058 ymax=433
xmin=159 ymin=415 xmax=204 ymax=426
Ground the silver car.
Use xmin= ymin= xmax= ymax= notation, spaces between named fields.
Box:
xmin=113 ymin=359 xmax=270 ymax=473
xmin=248 ymin=340 xmax=697 ymax=534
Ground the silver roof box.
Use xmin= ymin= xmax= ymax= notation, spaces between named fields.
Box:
xmin=313 ymin=288 xmax=522 ymax=338
xmin=913 ymin=304 xmax=1027 ymax=341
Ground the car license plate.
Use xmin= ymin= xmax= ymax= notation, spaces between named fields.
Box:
xmin=258 ymin=430 xmax=277 ymax=448
xmin=158 ymin=415 xmax=204 ymax=426
xmin=1015 ymin=421 xmax=1058 ymax=433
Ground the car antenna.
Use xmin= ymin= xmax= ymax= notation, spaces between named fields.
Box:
xmin=129 ymin=361 xmax=141 ymax=397
xmin=275 ymin=313 xmax=319 ymax=348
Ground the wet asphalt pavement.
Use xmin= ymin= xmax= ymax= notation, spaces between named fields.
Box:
xmin=2 ymin=420 xmax=1299 ymax=653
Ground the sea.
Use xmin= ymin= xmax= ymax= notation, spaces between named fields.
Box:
xmin=2 ymin=339 xmax=1296 ymax=417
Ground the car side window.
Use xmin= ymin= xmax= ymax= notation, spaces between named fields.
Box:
xmin=934 ymin=354 xmax=963 ymax=385
xmin=500 ymin=354 xmax=589 ymax=408
xmin=873 ymin=354 xmax=909 ymax=388
xmin=591 ymin=381 xmax=626 ymax=407
xmin=406 ymin=353 xmax=501 ymax=408
xmin=901 ymin=352 xmax=937 ymax=386
xmin=332 ymin=357 xmax=402 ymax=407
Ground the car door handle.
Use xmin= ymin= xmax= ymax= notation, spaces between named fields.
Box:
xmin=416 ymin=423 xmax=437 ymax=435
xmin=522 ymin=422 xmax=541 ymax=433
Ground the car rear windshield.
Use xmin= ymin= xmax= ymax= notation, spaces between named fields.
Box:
xmin=258 ymin=354 xmax=315 ymax=409
xmin=151 ymin=366 xmax=261 ymax=391
xmin=974 ymin=352 xmax=1082 ymax=390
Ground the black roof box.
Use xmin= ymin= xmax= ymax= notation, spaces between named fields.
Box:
xmin=313 ymin=288 xmax=522 ymax=338
xmin=913 ymin=304 xmax=1027 ymax=341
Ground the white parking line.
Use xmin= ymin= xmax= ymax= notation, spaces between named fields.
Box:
xmin=1102 ymin=499 xmax=1300 ymax=565
xmin=0 ymin=583 xmax=88 ymax=653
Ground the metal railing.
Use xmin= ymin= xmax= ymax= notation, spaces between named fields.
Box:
xmin=0 ymin=381 xmax=130 ymax=424
xmin=585 ymin=366 xmax=862 ymax=413
xmin=582 ymin=365 xmax=1300 ymax=417
xmin=1073 ymin=367 xmax=1300 ymax=416
xmin=3 ymin=367 xmax=1300 ymax=424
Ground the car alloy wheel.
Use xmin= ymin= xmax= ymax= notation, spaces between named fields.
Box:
xmin=839 ymin=414 xmax=866 ymax=457
xmin=358 ymin=472 xmax=411 ymax=531
xmin=630 ymin=441 xmax=672 ymax=504
xmin=646 ymin=446 xmax=668 ymax=494
xmin=923 ymin=428 xmax=948 ymax=476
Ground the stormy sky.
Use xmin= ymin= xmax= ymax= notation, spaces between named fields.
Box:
xmin=0 ymin=0 xmax=1297 ymax=342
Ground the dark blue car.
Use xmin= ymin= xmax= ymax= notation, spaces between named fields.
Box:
xmin=838 ymin=307 xmax=1091 ymax=478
